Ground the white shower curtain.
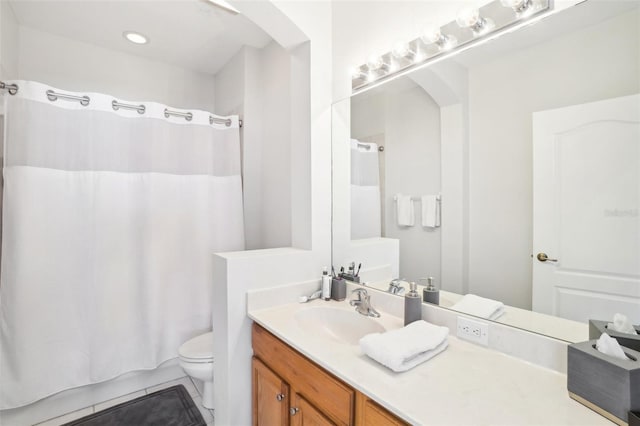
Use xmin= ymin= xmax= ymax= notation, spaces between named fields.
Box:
xmin=350 ymin=139 xmax=381 ymax=239
xmin=0 ymin=81 xmax=245 ymax=409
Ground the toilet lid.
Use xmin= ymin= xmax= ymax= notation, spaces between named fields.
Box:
xmin=179 ymin=331 xmax=213 ymax=360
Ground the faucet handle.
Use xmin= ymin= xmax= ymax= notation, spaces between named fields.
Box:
xmin=351 ymin=288 xmax=367 ymax=298
xmin=350 ymin=288 xmax=367 ymax=305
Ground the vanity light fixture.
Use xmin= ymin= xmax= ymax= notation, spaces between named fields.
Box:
xmin=350 ymin=0 xmax=551 ymax=92
xmin=123 ymin=31 xmax=149 ymax=45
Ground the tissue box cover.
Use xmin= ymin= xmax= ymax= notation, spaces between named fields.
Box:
xmin=568 ymin=340 xmax=640 ymax=425
xmin=589 ymin=320 xmax=640 ymax=352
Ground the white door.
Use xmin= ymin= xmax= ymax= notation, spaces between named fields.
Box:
xmin=532 ymin=94 xmax=640 ymax=323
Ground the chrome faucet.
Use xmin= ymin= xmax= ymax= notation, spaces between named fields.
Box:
xmin=350 ymin=288 xmax=381 ymax=318
xmin=387 ymin=279 xmax=405 ymax=295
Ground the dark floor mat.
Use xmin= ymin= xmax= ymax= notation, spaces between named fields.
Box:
xmin=63 ymin=385 xmax=207 ymax=426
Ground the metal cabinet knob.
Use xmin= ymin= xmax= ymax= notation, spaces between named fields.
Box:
xmin=537 ymin=252 xmax=558 ymax=262
xmin=276 ymin=393 xmax=285 ymax=402
xmin=290 ymin=407 xmax=299 ymax=416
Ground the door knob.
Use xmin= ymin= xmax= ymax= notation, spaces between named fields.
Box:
xmin=536 ymin=252 xmax=558 ymax=262
xmin=276 ymin=393 xmax=285 ymax=402
xmin=290 ymin=407 xmax=299 ymax=416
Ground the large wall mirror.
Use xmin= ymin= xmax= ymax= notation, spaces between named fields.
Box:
xmin=331 ymin=0 xmax=639 ymax=343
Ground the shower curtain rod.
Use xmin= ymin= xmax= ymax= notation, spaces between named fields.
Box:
xmin=1 ymin=81 xmax=242 ymax=127
xmin=0 ymin=81 xmax=19 ymax=95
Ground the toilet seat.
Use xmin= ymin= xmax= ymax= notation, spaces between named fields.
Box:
xmin=179 ymin=331 xmax=213 ymax=363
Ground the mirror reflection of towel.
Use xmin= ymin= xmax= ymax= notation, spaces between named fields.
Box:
xmin=396 ymin=194 xmax=414 ymax=227
xmin=421 ymin=195 xmax=440 ymax=228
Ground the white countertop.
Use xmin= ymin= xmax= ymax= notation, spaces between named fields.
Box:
xmin=248 ymin=299 xmax=611 ymax=426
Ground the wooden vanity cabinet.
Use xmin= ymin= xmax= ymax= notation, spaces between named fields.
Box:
xmin=253 ymin=357 xmax=290 ymax=425
xmin=355 ymin=393 xmax=407 ymax=426
xmin=252 ymin=323 xmax=408 ymax=426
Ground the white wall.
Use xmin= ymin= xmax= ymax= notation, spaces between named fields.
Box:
xmin=17 ymin=26 xmax=216 ymax=111
xmin=215 ymin=41 xmax=293 ymax=250
xmin=212 ymin=1 xmax=332 ymax=424
xmin=259 ymin=41 xmax=292 ymax=248
xmin=214 ymin=48 xmax=245 ymax=118
xmin=466 ymin=9 xmax=640 ymax=309
xmin=351 ymin=81 xmax=441 ymax=283
xmin=0 ymin=1 xmax=19 ymax=80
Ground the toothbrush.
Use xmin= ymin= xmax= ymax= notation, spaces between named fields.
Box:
xmin=355 ymin=263 xmax=362 ymax=277
xmin=298 ymin=290 xmax=322 ymax=303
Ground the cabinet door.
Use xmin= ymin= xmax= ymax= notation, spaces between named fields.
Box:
xmin=253 ymin=357 xmax=290 ymax=426
xmin=253 ymin=324 xmax=354 ymax=425
xmin=290 ymin=393 xmax=336 ymax=426
xmin=356 ymin=392 xmax=408 ymax=426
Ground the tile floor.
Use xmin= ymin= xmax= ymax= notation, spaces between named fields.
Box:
xmin=32 ymin=377 xmax=214 ymax=426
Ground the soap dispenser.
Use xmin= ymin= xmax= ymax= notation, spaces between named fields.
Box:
xmin=404 ymin=282 xmax=421 ymax=326
xmin=422 ymin=277 xmax=439 ymax=305
xmin=321 ymin=267 xmax=332 ymax=301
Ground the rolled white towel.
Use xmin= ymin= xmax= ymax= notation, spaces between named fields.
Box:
xmin=450 ymin=294 xmax=505 ymax=320
xmin=359 ymin=320 xmax=449 ymax=372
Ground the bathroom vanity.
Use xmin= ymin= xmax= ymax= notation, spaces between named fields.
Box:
xmin=252 ymin=323 xmax=406 ymax=425
xmin=249 ymin=298 xmax=610 ymax=425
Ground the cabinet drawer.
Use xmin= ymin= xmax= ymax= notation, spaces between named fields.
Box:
xmin=252 ymin=323 xmax=354 ymax=426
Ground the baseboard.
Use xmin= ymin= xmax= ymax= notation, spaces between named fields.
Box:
xmin=0 ymin=358 xmax=185 ymax=426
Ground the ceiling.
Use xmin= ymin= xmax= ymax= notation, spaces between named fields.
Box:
xmin=8 ymin=0 xmax=274 ymax=75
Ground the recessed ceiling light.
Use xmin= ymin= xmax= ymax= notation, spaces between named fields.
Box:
xmin=123 ymin=31 xmax=149 ymax=45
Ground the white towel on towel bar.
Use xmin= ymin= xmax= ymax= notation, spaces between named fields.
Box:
xmin=421 ymin=195 xmax=440 ymax=228
xmin=450 ymin=294 xmax=505 ymax=320
xmin=396 ymin=193 xmax=414 ymax=226
xmin=359 ymin=320 xmax=449 ymax=372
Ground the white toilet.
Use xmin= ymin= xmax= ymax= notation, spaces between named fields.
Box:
xmin=179 ymin=331 xmax=214 ymax=409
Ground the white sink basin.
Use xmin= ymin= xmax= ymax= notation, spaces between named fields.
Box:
xmin=294 ymin=306 xmax=385 ymax=345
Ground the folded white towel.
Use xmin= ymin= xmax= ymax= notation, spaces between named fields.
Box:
xmin=421 ymin=195 xmax=440 ymax=228
xmin=396 ymin=194 xmax=414 ymax=227
xmin=450 ymin=294 xmax=505 ymax=320
xmin=359 ymin=320 xmax=449 ymax=372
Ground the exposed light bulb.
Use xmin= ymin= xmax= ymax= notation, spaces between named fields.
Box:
xmin=421 ymin=24 xmax=457 ymax=51
xmin=366 ymin=53 xmax=384 ymax=70
xmin=456 ymin=7 xmax=493 ymax=34
xmin=500 ymin=0 xmax=533 ymax=14
xmin=391 ymin=41 xmax=415 ymax=61
xmin=350 ymin=66 xmax=365 ymax=80
xmin=456 ymin=7 xmax=481 ymax=28
xmin=420 ymin=24 xmax=442 ymax=45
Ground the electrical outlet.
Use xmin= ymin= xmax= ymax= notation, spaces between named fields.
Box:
xmin=457 ymin=316 xmax=489 ymax=346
